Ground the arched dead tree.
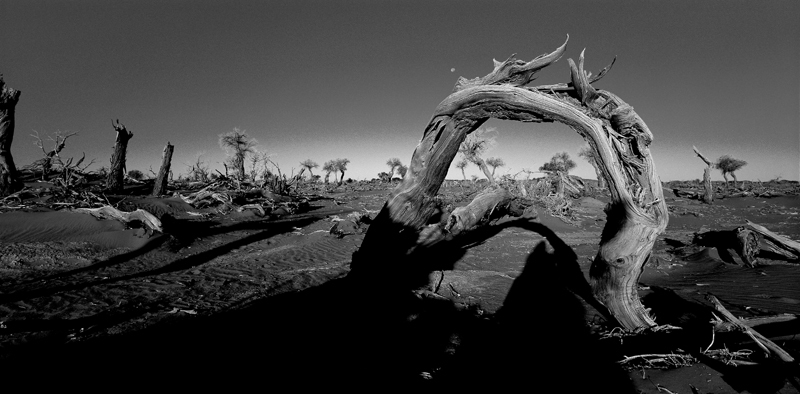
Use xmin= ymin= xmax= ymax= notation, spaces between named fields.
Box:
xmin=152 ymin=142 xmax=174 ymax=196
xmin=692 ymin=145 xmax=713 ymax=204
xmin=355 ymin=37 xmax=668 ymax=331
xmin=0 ymin=76 xmax=22 ymax=196
xmin=106 ymin=119 xmax=133 ymax=192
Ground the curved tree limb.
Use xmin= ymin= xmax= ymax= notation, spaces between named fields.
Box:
xmin=356 ymin=39 xmax=668 ymax=330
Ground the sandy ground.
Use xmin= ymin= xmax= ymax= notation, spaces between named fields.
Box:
xmin=1 ymin=183 xmax=799 ymax=391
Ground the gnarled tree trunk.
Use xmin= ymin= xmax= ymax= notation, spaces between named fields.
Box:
xmin=106 ymin=119 xmax=133 ymax=192
xmin=0 ymin=77 xmax=22 ymax=196
xmin=152 ymin=142 xmax=174 ymax=196
xmin=472 ymin=157 xmax=495 ymax=185
xmin=355 ymin=37 xmax=668 ymax=331
xmin=692 ymin=145 xmax=713 ymax=204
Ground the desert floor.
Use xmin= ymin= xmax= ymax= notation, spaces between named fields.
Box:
xmin=1 ymin=180 xmax=799 ymax=392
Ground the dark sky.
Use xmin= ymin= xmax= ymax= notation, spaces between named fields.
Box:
xmin=2 ymin=0 xmax=798 ymax=181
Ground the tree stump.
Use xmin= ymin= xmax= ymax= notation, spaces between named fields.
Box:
xmin=0 ymin=76 xmax=22 ymax=196
xmin=355 ymin=37 xmax=668 ymax=331
xmin=106 ymin=119 xmax=133 ymax=192
xmin=152 ymin=142 xmax=174 ymax=196
xmin=692 ymin=145 xmax=714 ymax=204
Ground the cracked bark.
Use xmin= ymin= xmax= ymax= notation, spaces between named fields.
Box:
xmin=0 ymin=77 xmax=22 ymax=196
xmin=106 ymin=119 xmax=133 ymax=192
xmin=152 ymin=142 xmax=174 ymax=196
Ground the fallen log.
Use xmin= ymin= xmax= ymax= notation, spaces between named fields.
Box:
xmin=746 ymin=220 xmax=800 ymax=261
xmin=444 ymin=186 xmax=528 ymax=235
xmin=74 ymin=205 xmax=163 ymax=233
xmin=693 ymin=227 xmax=759 ymax=267
xmin=707 ymin=294 xmax=795 ymax=363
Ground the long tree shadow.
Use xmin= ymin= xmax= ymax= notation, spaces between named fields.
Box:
xmin=1 ymin=218 xmax=634 ymax=391
xmin=0 ymin=217 xmax=318 ymax=304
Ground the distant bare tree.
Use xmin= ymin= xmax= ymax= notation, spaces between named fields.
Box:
xmin=386 ymin=157 xmax=402 ymax=178
xmin=485 ymin=157 xmax=505 ymax=177
xmin=334 ymin=158 xmax=350 ymax=185
xmin=300 ymin=159 xmax=319 ymax=180
xmin=455 ymin=159 xmax=468 ymax=180
xmin=715 ymin=155 xmax=747 ymax=188
xmin=397 ymin=164 xmax=408 ymax=178
xmin=578 ymin=145 xmax=606 ymax=189
xmin=323 ymin=160 xmax=336 ymax=184
xmin=30 ymin=130 xmax=78 ymax=180
xmin=186 ymin=152 xmax=210 ymax=182
xmin=458 ymin=127 xmax=496 ymax=184
xmin=692 ymin=145 xmax=713 ymax=203
xmin=218 ymin=128 xmax=257 ymax=180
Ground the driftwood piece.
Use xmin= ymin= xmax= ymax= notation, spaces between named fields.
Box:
xmin=0 ymin=76 xmax=22 ymax=196
xmin=106 ymin=120 xmax=134 ymax=192
xmin=716 ymin=314 xmax=798 ymax=332
xmin=693 ymin=227 xmax=759 ymax=267
xmin=152 ymin=142 xmax=174 ymax=196
xmin=692 ymin=146 xmax=714 ymax=204
xmin=746 ymin=220 xmax=800 ymax=261
xmin=707 ymin=294 xmax=795 ymax=363
xmin=445 ymin=186 xmax=520 ymax=235
xmin=735 ymin=227 xmax=759 ymax=267
xmin=356 ymin=37 xmax=668 ymax=330
xmin=74 ymin=205 xmax=163 ymax=233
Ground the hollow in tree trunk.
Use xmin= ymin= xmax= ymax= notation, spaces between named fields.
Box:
xmin=152 ymin=142 xmax=174 ymax=196
xmin=354 ymin=37 xmax=668 ymax=331
xmin=0 ymin=77 xmax=22 ymax=196
xmin=106 ymin=119 xmax=133 ymax=192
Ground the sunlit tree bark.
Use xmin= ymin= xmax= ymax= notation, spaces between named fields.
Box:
xmin=356 ymin=37 xmax=668 ymax=330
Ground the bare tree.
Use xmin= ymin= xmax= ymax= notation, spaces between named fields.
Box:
xmin=455 ymin=159 xmax=468 ymax=180
xmin=397 ymin=164 xmax=408 ymax=178
xmin=458 ymin=127 xmax=496 ymax=184
xmin=186 ymin=152 xmax=210 ymax=182
xmin=485 ymin=157 xmax=505 ymax=177
xmin=0 ymin=76 xmax=22 ymax=196
xmin=692 ymin=145 xmax=713 ymax=203
xmin=106 ymin=119 xmax=133 ymax=192
xmin=578 ymin=144 xmax=606 ymax=189
xmin=218 ymin=128 xmax=257 ymax=180
xmin=334 ymin=158 xmax=350 ymax=185
xmin=386 ymin=157 xmax=402 ymax=179
xmin=30 ymin=130 xmax=78 ymax=180
xmin=355 ymin=38 xmax=668 ymax=331
xmin=322 ymin=160 xmax=336 ymax=184
xmin=715 ymin=155 xmax=747 ymax=188
xmin=300 ymin=159 xmax=319 ymax=180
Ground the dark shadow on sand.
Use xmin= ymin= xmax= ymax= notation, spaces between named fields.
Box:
xmin=1 ymin=219 xmax=635 ymax=391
